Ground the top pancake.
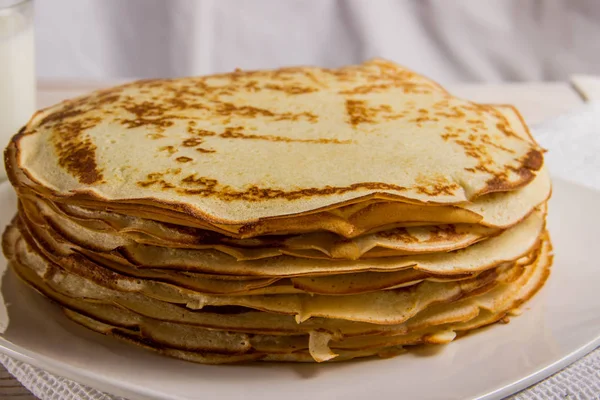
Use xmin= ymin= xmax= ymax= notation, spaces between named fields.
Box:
xmin=12 ymin=59 xmax=543 ymax=224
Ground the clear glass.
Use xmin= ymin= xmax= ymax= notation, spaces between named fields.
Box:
xmin=0 ymin=0 xmax=35 ymax=180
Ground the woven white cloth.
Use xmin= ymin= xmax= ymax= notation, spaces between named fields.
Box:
xmin=0 ymin=103 xmax=599 ymax=399
xmin=507 ymin=348 xmax=600 ymax=400
xmin=0 ymin=356 xmax=123 ymax=400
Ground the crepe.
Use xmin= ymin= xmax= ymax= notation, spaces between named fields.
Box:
xmin=1 ymin=58 xmax=553 ymax=364
xmin=11 ymin=59 xmax=543 ymax=228
xmin=11 ymin=224 xmax=507 ymax=324
xmin=15 ymin=216 xmax=490 ymax=297
xmin=20 ymin=194 xmax=502 ymax=260
xmin=7 ymin=141 xmax=551 ymax=238
xmin=16 ymin=201 xmax=545 ymax=278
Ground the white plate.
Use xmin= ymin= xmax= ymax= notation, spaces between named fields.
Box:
xmin=0 ymin=178 xmax=598 ymax=400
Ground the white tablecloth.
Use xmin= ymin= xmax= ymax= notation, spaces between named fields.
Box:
xmin=0 ymin=80 xmax=597 ymax=400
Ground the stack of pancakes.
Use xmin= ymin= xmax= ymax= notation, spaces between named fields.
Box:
xmin=2 ymin=59 xmax=552 ymax=363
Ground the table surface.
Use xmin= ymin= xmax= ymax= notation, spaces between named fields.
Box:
xmin=0 ymin=79 xmax=589 ymax=400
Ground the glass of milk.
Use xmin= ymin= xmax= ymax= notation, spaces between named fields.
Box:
xmin=0 ymin=0 xmax=34 ymax=180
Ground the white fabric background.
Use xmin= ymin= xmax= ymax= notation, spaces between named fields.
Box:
xmin=35 ymin=0 xmax=600 ymax=83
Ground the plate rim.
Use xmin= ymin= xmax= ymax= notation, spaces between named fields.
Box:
xmin=0 ymin=331 xmax=598 ymax=400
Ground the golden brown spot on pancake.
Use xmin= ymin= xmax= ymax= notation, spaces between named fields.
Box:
xmin=196 ymin=148 xmax=216 ymax=154
xmin=119 ymin=101 xmax=181 ymax=132
xmin=264 ymin=84 xmax=317 ymax=95
xmin=433 ymin=99 xmax=450 ymax=109
xmin=480 ymin=105 xmax=523 ymax=140
xmin=495 ymin=122 xmax=518 ymax=138
xmin=340 ymin=82 xmax=432 ymax=95
xmin=483 ymin=149 xmax=543 ymax=193
xmin=182 ymin=138 xmax=204 ymax=147
xmin=414 ymin=175 xmax=460 ymax=197
xmin=345 ymin=100 xmax=404 ymax=127
xmin=175 ymin=156 xmax=193 ymax=163
xmin=158 ymin=146 xmax=177 ymax=155
xmin=409 ymin=115 xmax=439 ymax=124
xmin=435 ymin=107 xmax=466 ymax=119
xmin=340 ymin=84 xmax=390 ymax=95
xmin=454 ymin=139 xmax=495 ymax=173
xmin=484 ymin=175 xmax=519 ymax=193
xmin=165 ymin=97 xmax=212 ymax=112
xmin=215 ymin=102 xmax=318 ymax=123
xmin=137 ymin=172 xmax=164 ymax=187
xmin=346 ymin=100 xmax=368 ymax=126
xmin=146 ymin=133 xmax=165 ymax=140
xmin=375 ymin=227 xmax=419 ymax=243
xmin=243 ymin=80 xmax=260 ymax=93
xmin=187 ymin=124 xmax=216 ymax=137
xmin=53 ymin=127 xmax=103 ymax=185
xmin=218 ymin=127 xmax=352 ymax=144
xmin=481 ymin=135 xmax=516 ymax=154
xmin=123 ymin=101 xmax=168 ymax=118
xmin=440 ymin=126 xmax=461 ymax=141
xmin=520 ymin=148 xmax=544 ymax=171
xmin=180 ymin=135 xmax=216 ymax=154
xmin=39 ymin=107 xmax=87 ymax=127
xmin=137 ymin=172 xmax=175 ymax=189
xmin=181 ymin=175 xmax=218 ymax=187
xmin=441 ymin=133 xmax=459 ymax=141
xmin=181 ymin=175 xmax=218 ymax=188
xmin=433 ymin=105 xmax=539 ymax=192
xmin=36 ymin=88 xmax=124 ymax=184
xmin=172 ymin=173 xmax=409 ymax=201
xmin=424 ymin=225 xmax=460 ymax=243
xmin=147 ymin=172 xmax=164 ymax=180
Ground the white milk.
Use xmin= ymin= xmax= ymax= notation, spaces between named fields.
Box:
xmin=0 ymin=6 xmax=35 ymax=180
